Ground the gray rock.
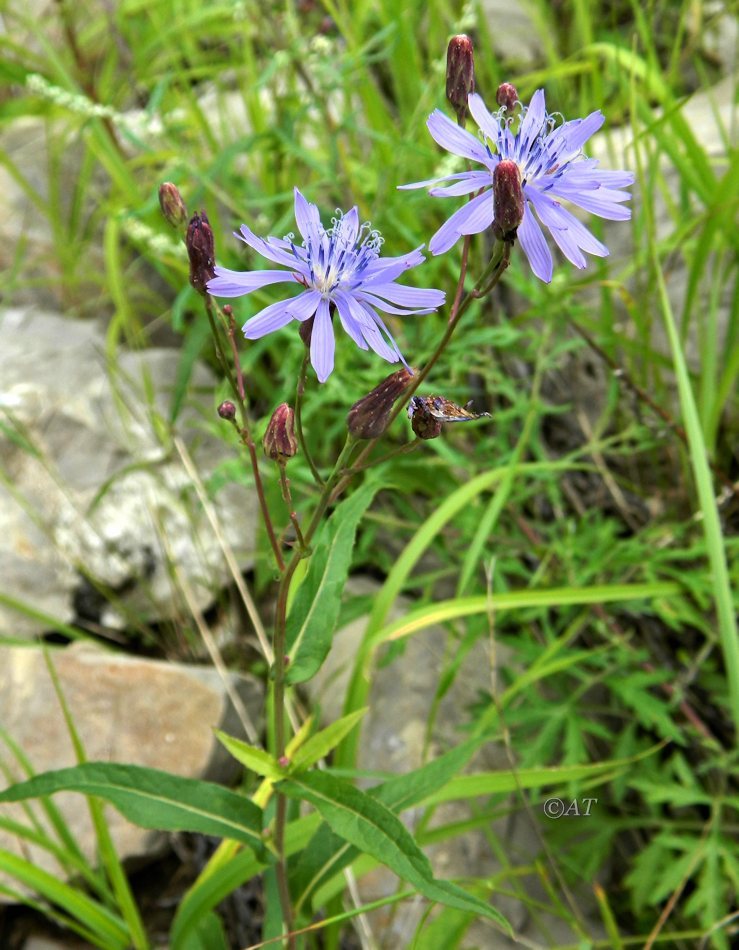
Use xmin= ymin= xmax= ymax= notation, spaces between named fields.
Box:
xmin=0 ymin=642 xmax=263 ymax=899
xmin=480 ymin=0 xmax=544 ymax=68
xmin=0 ymin=307 xmax=257 ymax=639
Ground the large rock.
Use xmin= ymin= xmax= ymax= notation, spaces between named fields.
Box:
xmin=0 ymin=307 xmax=258 ymax=639
xmin=0 ymin=642 xmax=263 ymax=897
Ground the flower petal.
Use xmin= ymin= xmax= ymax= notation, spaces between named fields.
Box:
xmin=526 ymin=187 xmax=608 ymax=257
xmin=457 ymin=190 xmax=495 ymax=235
xmin=293 ymin=188 xmax=322 ymax=244
xmin=235 ymin=223 xmax=306 ymax=269
xmin=336 ymin=206 xmax=360 ymax=246
xmin=517 ymin=203 xmax=553 ymax=282
xmin=242 ymin=299 xmax=297 ymax=339
xmin=398 ymin=172 xmax=480 ymax=191
xmin=207 ymin=267 xmax=296 ymax=298
xmin=333 ymin=290 xmax=369 ymax=350
xmin=548 ymin=183 xmax=633 ymax=220
xmin=358 ymin=284 xmax=445 ymax=310
xmin=430 ymin=170 xmax=493 ymax=197
xmin=353 ymin=302 xmax=403 ymax=364
xmin=517 ymin=89 xmax=546 ymax=157
xmin=558 ymin=110 xmax=605 ymax=157
xmin=427 ymin=109 xmax=491 ymax=165
xmin=285 ymin=288 xmax=322 ymax=320
xmin=360 ymin=248 xmax=426 ymax=285
xmin=429 ymin=189 xmax=493 ymax=254
xmin=310 ymin=298 xmax=335 ymax=383
xmin=468 ymin=93 xmax=505 ymax=148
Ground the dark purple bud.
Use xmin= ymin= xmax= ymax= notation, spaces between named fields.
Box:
xmin=217 ymin=401 xmax=237 ymax=421
xmin=493 ymin=159 xmax=525 ymax=241
xmin=186 ymin=211 xmax=216 ymax=295
xmin=347 ymin=368 xmax=414 ymax=440
xmin=496 ymin=82 xmax=519 ymax=114
xmin=446 ymin=35 xmax=475 ymax=123
xmin=158 ymin=182 xmax=188 ymax=229
xmin=263 ymin=404 xmax=298 ymax=461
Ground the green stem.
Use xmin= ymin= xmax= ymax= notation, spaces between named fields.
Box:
xmin=278 ymin=462 xmax=307 ymax=552
xmin=269 ymin=437 xmax=356 ymax=945
xmin=295 ymin=352 xmax=324 ymax=485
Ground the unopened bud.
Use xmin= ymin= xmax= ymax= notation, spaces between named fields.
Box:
xmin=158 ymin=182 xmax=188 ymax=228
xmin=408 ymin=396 xmax=443 ymax=440
xmin=263 ymin=404 xmax=298 ymax=461
xmin=496 ymin=82 xmax=519 ymax=114
xmin=347 ymin=368 xmax=414 ymax=440
xmin=217 ymin=401 xmax=236 ymax=421
xmin=493 ymin=160 xmax=525 ymax=241
xmin=186 ymin=211 xmax=215 ymax=295
xmin=446 ymin=35 xmax=475 ymax=123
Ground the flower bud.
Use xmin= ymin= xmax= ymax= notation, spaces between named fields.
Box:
xmin=347 ymin=368 xmax=413 ymax=440
xmin=158 ymin=182 xmax=188 ymax=229
xmin=493 ymin=160 xmax=525 ymax=241
xmin=496 ymin=82 xmax=519 ymax=114
xmin=407 ymin=396 xmax=443 ymax=440
xmin=263 ymin=404 xmax=298 ymax=461
xmin=186 ymin=211 xmax=215 ymax=295
xmin=446 ymin=35 xmax=475 ymax=123
xmin=217 ymin=400 xmax=236 ymax=420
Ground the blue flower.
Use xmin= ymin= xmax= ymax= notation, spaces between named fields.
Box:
xmin=400 ymin=89 xmax=635 ymax=283
xmin=207 ymin=188 xmax=446 ymax=382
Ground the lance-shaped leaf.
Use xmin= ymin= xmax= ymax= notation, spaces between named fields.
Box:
xmin=214 ymin=731 xmax=285 ymax=780
xmin=286 ymin=478 xmax=382 ymax=684
xmin=290 ymin=735 xmax=483 ymax=908
xmin=0 ymin=763 xmax=264 ymax=853
xmin=279 ymin=770 xmax=509 ymax=931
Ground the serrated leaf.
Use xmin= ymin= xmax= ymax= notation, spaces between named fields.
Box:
xmin=0 ymin=763 xmax=264 ymax=852
xmin=291 ymin=709 xmax=367 ymax=772
xmin=286 ymin=478 xmax=383 ymax=685
xmin=279 ymin=770 xmax=509 ymax=931
xmin=214 ymin=730 xmax=284 ymax=780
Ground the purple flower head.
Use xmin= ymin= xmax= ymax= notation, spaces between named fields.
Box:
xmin=206 ymin=188 xmax=446 ymax=382
xmin=400 ymin=89 xmax=635 ymax=283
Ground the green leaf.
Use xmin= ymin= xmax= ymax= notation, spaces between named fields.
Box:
xmin=0 ymin=763 xmax=265 ymax=852
xmin=290 ymin=709 xmax=367 ymax=772
xmin=214 ymin=731 xmax=285 ymax=779
xmin=290 ymin=735 xmax=483 ymax=909
xmin=278 ymin=771 xmax=509 ymax=932
xmin=286 ymin=478 xmax=383 ymax=685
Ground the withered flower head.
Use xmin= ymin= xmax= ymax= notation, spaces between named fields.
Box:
xmin=186 ymin=211 xmax=215 ymax=295
xmin=347 ymin=367 xmax=414 ymax=440
xmin=263 ymin=404 xmax=298 ymax=462
xmin=446 ymin=34 xmax=475 ymax=123
xmin=158 ymin=182 xmax=188 ymax=229
xmin=493 ymin=159 xmax=525 ymax=240
xmin=408 ymin=394 xmax=491 ymax=440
